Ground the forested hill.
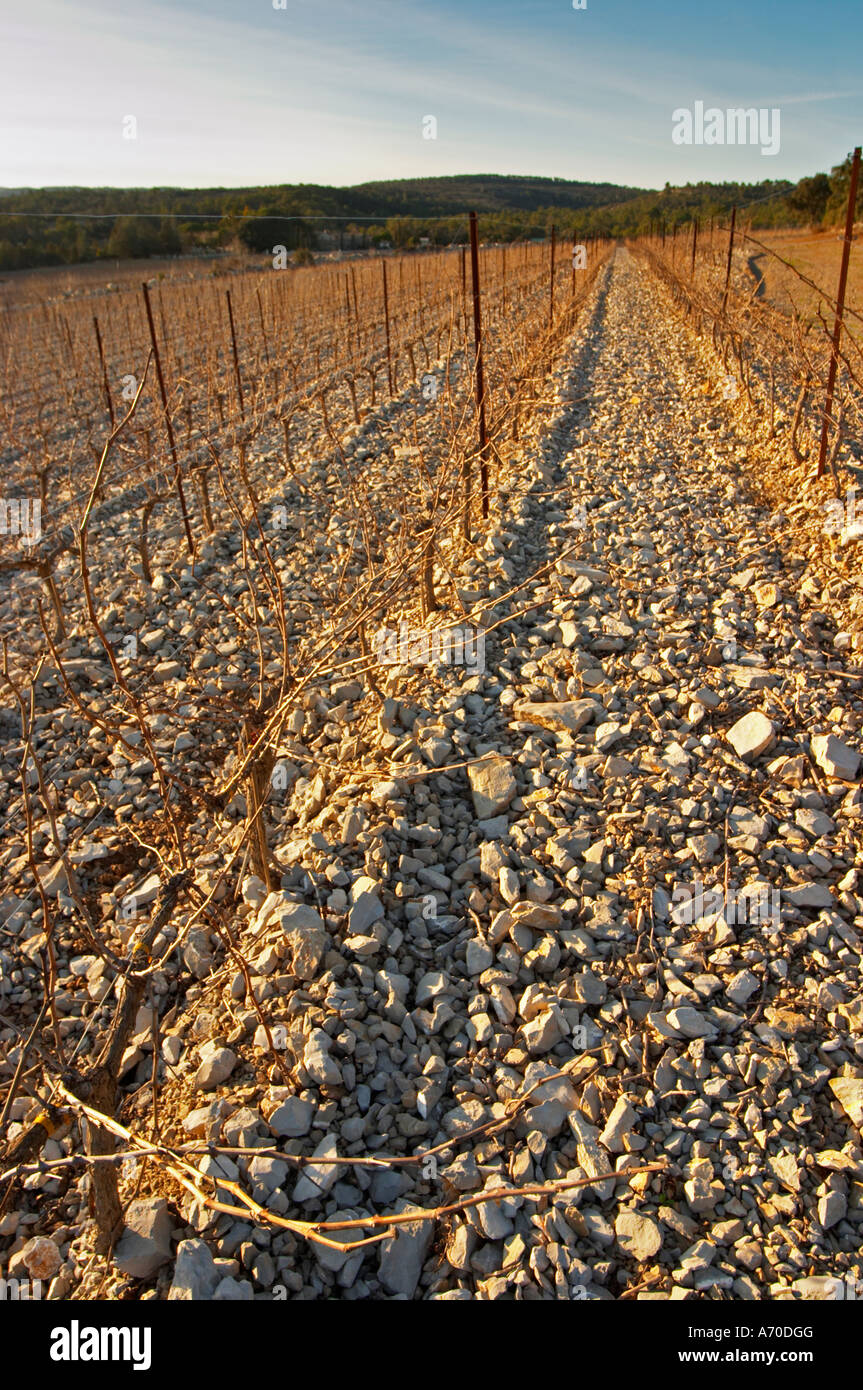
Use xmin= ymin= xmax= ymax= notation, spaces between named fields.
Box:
xmin=342 ymin=174 xmax=646 ymax=215
xmin=0 ymin=174 xmax=645 ymax=221
xmin=0 ymin=158 xmax=857 ymax=270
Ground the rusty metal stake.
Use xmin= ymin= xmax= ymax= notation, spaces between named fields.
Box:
xmin=549 ymin=224 xmax=556 ymax=329
xmin=350 ymin=265 xmax=360 ymax=352
xmin=92 ymin=314 xmax=114 ymax=428
xmin=721 ymin=205 xmax=737 ymax=315
xmin=816 ymin=145 xmax=861 ymax=479
xmin=141 ymin=282 xmax=194 ymax=555
xmin=256 ymin=286 xmax=271 ymax=367
xmin=468 ymin=210 xmax=489 ymax=523
xmin=225 ymin=289 xmax=245 ymax=418
xmin=381 ymin=259 xmax=394 ymax=397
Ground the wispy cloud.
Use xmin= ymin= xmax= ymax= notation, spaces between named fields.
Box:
xmin=772 ymin=90 xmax=861 ymax=104
xmin=0 ymin=0 xmax=859 ymax=188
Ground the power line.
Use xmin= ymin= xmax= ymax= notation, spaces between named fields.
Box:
xmin=0 ymin=212 xmax=403 ymax=221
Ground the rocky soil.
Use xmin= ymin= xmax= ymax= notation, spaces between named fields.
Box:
xmin=3 ymin=247 xmax=863 ymax=1302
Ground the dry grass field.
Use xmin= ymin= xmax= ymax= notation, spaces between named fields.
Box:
xmin=0 ymin=251 xmax=284 ymax=314
xmin=742 ymin=225 xmax=863 ymax=336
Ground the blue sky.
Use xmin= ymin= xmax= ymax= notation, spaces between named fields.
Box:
xmin=1 ymin=0 xmax=860 ymax=191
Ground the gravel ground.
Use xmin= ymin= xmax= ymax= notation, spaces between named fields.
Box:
xmin=3 ymin=247 xmax=862 ymax=1302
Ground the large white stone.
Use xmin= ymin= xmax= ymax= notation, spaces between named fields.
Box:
xmin=467 ymin=756 xmax=517 ymax=818
xmin=726 ymin=711 xmax=776 ymax=761
xmin=811 ymin=733 xmax=861 ymax=782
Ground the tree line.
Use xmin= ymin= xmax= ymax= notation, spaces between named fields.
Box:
xmin=0 ymin=156 xmax=858 ymax=273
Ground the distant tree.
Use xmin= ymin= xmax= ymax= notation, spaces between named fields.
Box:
xmin=107 ymin=216 xmax=180 ymax=258
xmin=0 ymin=238 xmax=24 ymax=270
xmin=237 ymin=207 xmax=314 ymax=253
xmin=825 ymin=152 xmax=863 ymax=225
xmin=787 ymin=173 xmax=831 ymax=225
xmin=385 ymin=217 xmax=416 ymax=248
